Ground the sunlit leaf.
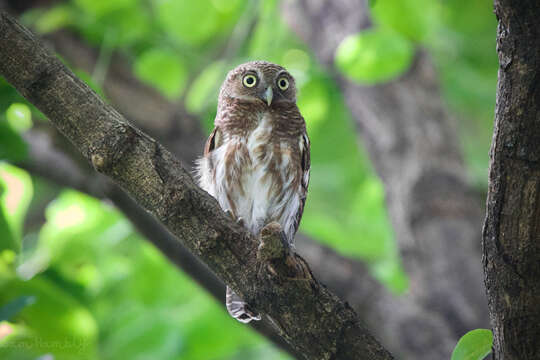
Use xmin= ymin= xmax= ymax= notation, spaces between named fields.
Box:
xmin=371 ymin=0 xmax=440 ymax=42
xmin=134 ymin=49 xmax=187 ymax=99
xmin=34 ymin=5 xmax=74 ymax=34
xmin=18 ymin=190 xmax=125 ymax=280
xmin=156 ymin=0 xmax=220 ymax=45
xmin=211 ymin=0 xmax=243 ymax=14
xmin=451 ymin=329 xmax=493 ymax=360
xmin=6 ymin=103 xmax=32 ymax=133
xmin=297 ymin=79 xmax=329 ymax=129
xmin=0 ymin=164 xmax=33 ymax=252
xmin=102 ymin=7 xmax=152 ymax=47
xmin=335 ymin=28 xmax=414 ymax=84
xmin=371 ymin=257 xmax=408 ymax=294
xmin=281 ymin=49 xmax=310 ymax=73
xmin=74 ymin=0 xmax=136 ymax=17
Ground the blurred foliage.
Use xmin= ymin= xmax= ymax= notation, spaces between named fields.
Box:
xmin=451 ymin=329 xmax=493 ymax=360
xmin=0 ymin=0 xmax=497 ymax=358
xmin=335 ymin=28 xmax=414 ymax=84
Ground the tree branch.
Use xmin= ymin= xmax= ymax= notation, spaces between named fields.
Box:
xmin=19 ymin=127 xmax=301 ymax=357
xmin=483 ymin=1 xmax=540 ymax=358
xmin=21 ymin=126 xmax=458 ymax=359
xmin=0 ymin=12 xmax=393 ymax=359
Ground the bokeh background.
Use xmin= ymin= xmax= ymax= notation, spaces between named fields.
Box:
xmin=0 ymin=0 xmax=496 ymax=359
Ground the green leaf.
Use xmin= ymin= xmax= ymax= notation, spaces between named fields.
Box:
xmin=156 ymin=1 xmax=220 ymax=45
xmin=34 ymin=5 xmax=74 ymax=34
xmin=6 ymin=103 xmax=32 ymax=133
xmin=0 ymin=164 xmax=33 ymax=252
xmin=451 ymin=329 xmax=493 ymax=360
xmin=0 ymin=123 xmax=27 ymax=162
xmin=371 ymin=0 xmax=439 ymax=42
xmin=335 ymin=28 xmax=414 ymax=84
xmin=297 ymin=79 xmax=329 ymax=129
xmin=134 ymin=49 xmax=187 ymax=99
xmin=74 ymin=0 xmax=136 ymax=17
xmin=0 ymin=276 xmax=98 ymax=359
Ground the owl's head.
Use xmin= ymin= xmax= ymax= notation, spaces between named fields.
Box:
xmin=219 ymin=61 xmax=297 ymax=106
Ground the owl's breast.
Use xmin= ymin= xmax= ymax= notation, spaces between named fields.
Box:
xmin=205 ymin=114 xmax=301 ymax=237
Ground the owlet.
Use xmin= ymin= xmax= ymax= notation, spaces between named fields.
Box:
xmin=196 ymin=61 xmax=310 ymax=323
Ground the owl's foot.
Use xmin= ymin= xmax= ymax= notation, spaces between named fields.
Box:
xmin=257 ymin=222 xmax=312 ymax=281
xmin=257 ymin=222 xmax=290 ymax=261
xmin=226 ymin=286 xmax=261 ymax=323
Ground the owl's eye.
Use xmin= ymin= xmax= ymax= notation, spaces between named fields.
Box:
xmin=277 ymin=77 xmax=289 ymax=91
xmin=242 ymin=74 xmax=257 ymax=88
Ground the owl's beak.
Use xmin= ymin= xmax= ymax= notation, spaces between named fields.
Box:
xmin=261 ymin=86 xmax=273 ymax=106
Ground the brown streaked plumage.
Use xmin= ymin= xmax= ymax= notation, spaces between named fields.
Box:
xmin=196 ymin=61 xmax=310 ymax=323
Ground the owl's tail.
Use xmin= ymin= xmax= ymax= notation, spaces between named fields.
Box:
xmin=226 ymin=286 xmax=261 ymax=323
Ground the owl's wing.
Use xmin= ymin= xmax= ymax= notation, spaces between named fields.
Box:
xmin=203 ymin=126 xmax=223 ymax=156
xmin=293 ymin=131 xmax=310 ymax=235
xmin=197 ymin=126 xmax=223 ymax=193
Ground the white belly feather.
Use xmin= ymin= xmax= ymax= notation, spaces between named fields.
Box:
xmin=197 ymin=116 xmax=300 ymax=243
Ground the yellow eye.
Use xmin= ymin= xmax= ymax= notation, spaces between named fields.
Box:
xmin=242 ymin=74 xmax=257 ymax=88
xmin=277 ymin=77 xmax=289 ymax=90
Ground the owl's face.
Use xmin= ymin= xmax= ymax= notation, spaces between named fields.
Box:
xmin=219 ymin=61 xmax=297 ymax=106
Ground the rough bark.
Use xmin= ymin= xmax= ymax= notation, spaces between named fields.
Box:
xmin=0 ymin=12 xmax=393 ymax=360
xmin=20 ymin=127 xmax=302 ymax=356
xmin=282 ymin=0 xmax=489 ymax=357
xmin=483 ymin=1 xmax=540 ymax=359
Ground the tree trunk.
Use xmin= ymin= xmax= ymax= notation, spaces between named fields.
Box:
xmin=483 ymin=1 xmax=540 ymax=359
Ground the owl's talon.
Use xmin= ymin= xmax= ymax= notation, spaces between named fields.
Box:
xmin=258 ymin=222 xmax=288 ymax=261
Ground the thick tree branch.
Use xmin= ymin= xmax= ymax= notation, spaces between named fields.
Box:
xmin=0 ymin=12 xmax=393 ymax=359
xmin=18 ymin=127 xmax=303 ymax=358
xmin=282 ymin=0 xmax=489 ymax=357
xmin=483 ymin=1 xmax=540 ymax=359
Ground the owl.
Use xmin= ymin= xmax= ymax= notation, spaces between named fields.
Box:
xmin=196 ymin=61 xmax=310 ymax=323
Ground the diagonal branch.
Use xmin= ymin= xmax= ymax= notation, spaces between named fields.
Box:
xmin=0 ymin=12 xmax=393 ymax=360
xmin=19 ymin=126 xmax=301 ymax=357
